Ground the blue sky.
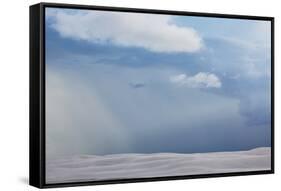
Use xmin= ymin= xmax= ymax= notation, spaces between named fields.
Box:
xmin=45 ymin=8 xmax=271 ymax=158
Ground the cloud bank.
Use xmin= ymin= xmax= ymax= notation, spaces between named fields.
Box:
xmin=170 ymin=72 xmax=222 ymax=88
xmin=46 ymin=9 xmax=203 ymax=53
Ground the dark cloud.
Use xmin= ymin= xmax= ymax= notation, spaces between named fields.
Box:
xmin=129 ymin=82 xmax=146 ymax=89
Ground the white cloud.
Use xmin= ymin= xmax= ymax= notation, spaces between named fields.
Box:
xmin=170 ymin=72 xmax=222 ymax=88
xmin=46 ymin=9 xmax=203 ymax=53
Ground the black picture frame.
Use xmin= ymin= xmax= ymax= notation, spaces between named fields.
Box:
xmin=30 ymin=2 xmax=275 ymax=189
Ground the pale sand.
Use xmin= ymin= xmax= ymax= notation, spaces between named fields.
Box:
xmin=46 ymin=147 xmax=271 ymax=183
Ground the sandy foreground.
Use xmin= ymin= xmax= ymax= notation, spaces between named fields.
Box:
xmin=46 ymin=147 xmax=271 ymax=183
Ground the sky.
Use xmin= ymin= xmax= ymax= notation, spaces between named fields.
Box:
xmin=45 ymin=8 xmax=271 ymax=158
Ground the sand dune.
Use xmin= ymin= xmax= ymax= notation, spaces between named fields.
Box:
xmin=46 ymin=147 xmax=271 ymax=183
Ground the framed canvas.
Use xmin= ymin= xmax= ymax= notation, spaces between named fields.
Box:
xmin=30 ymin=2 xmax=274 ymax=188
